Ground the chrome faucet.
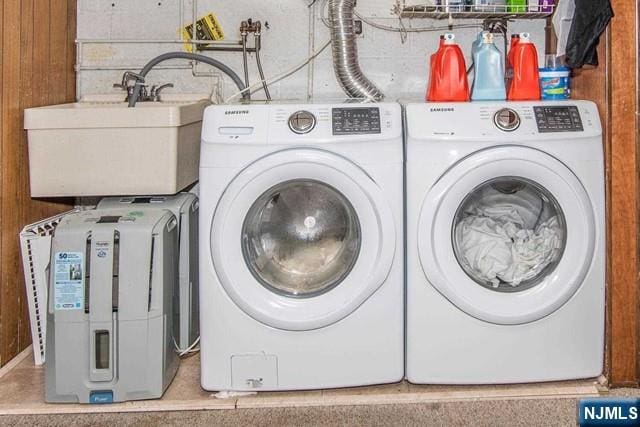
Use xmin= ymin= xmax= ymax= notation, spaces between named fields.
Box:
xmin=113 ymin=71 xmax=145 ymax=102
xmin=148 ymin=83 xmax=174 ymax=102
xmin=114 ymin=71 xmax=173 ymax=103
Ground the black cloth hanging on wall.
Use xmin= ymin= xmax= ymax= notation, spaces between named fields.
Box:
xmin=565 ymin=0 xmax=613 ymax=68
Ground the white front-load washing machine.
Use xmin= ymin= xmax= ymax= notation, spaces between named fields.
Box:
xmin=199 ymin=102 xmax=404 ymax=391
xmin=405 ymin=101 xmax=604 ymax=384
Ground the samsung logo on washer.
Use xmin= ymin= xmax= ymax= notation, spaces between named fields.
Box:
xmin=429 ymin=107 xmax=455 ymax=113
xmin=225 ymin=110 xmax=250 ymax=115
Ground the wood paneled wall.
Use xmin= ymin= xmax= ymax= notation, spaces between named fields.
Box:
xmin=572 ymin=0 xmax=639 ymax=387
xmin=0 ymin=0 xmax=76 ymax=367
xmin=607 ymin=0 xmax=639 ymax=387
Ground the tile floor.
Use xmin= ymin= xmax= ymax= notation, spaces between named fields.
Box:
xmin=0 ymin=346 xmax=636 ymax=425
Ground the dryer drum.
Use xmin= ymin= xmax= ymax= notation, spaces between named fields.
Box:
xmin=452 ymin=176 xmax=567 ymax=292
xmin=241 ymin=179 xmax=361 ymax=298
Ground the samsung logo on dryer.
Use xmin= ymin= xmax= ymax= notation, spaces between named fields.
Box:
xmin=224 ymin=110 xmax=250 ymax=115
xmin=429 ymin=107 xmax=455 ymax=113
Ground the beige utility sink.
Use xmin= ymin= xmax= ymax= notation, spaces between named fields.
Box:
xmin=24 ymin=96 xmax=211 ymax=197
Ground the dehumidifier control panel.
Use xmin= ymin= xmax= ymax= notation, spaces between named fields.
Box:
xmin=332 ymin=107 xmax=381 ymax=135
xmin=534 ymin=106 xmax=584 ymax=133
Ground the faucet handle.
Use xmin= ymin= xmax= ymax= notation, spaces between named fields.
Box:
xmin=120 ymin=71 xmax=145 ymax=88
xmin=114 ymin=81 xmax=147 ymax=102
xmin=149 ymin=83 xmax=174 ymax=102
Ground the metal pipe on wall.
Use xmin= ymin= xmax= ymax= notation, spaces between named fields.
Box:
xmin=307 ymin=1 xmax=317 ymax=101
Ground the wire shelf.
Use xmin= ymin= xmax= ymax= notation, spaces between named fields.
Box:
xmin=399 ymin=3 xmax=555 ymax=20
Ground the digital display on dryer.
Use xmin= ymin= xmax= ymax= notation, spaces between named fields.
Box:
xmin=332 ymin=108 xmax=381 ymax=135
xmin=534 ymin=106 xmax=584 ymax=133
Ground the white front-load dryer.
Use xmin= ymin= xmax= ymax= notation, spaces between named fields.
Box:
xmin=199 ymin=102 xmax=404 ymax=391
xmin=405 ymin=101 xmax=604 ymax=384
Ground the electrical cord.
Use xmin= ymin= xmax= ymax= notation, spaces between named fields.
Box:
xmin=320 ymin=0 xmax=482 ymax=34
xmin=173 ymin=336 xmax=200 ymax=357
xmin=225 ymin=40 xmax=332 ymax=103
xmin=354 ymin=10 xmax=482 ymax=33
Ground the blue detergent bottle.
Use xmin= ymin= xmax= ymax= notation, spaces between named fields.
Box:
xmin=469 ymin=31 xmax=487 ymax=75
xmin=471 ymin=31 xmax=487 ymax=62
xmin=471 ymin=32 xmax=506 ymax=101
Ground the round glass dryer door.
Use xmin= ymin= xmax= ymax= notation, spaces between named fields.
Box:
xmin=452 ymin=177 xmax=567 ymax=293
xmin=417 ymin=146 xmax=596 ymax=325
xmin=210 ymin=149 xmax=396 ymax=331
xmin=242 ymin=179 xmax=361 ymax=298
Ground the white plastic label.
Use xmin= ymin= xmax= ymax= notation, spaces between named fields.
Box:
xmin=54 ymin=252 xmax=84 ymax=310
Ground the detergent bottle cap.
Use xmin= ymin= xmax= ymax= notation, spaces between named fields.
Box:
xmin=519 ymin=32 xmax=531 ymax=42
xmin=511 ymin=34 xmax=520 ymax=39
xmin=443 ymin=33 xmax=456 ymax=44
xmin=482 ymin=32 xmax=494 ymax=44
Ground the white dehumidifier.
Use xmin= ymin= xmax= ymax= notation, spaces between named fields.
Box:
xmin=45 ymin=209 xmax=179 ymax=403
xmin=97 ymin=193 xmax=199 ymax=351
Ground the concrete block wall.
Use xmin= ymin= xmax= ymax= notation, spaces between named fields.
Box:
xmin=77 ymin=0 xmax=545 ymax=102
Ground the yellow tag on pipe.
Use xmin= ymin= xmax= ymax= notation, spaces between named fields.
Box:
xmin=181 ymin=13 xmax=224 ymax=52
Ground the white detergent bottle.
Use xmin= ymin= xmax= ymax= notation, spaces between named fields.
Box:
xmin=471 ymin=32 xmax=506 ymax=101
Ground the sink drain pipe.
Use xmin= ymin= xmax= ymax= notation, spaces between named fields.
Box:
xmin=128 ymin=52 xmax=249 ymax=107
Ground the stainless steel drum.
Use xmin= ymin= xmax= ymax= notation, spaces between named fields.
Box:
xmin=242 ymin=179 xmax=361 ymax=298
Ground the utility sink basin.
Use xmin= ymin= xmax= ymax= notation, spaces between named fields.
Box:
xmin=24 ymin=97 xmax=211 ymax=197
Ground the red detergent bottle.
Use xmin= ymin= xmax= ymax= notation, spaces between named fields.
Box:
xmin=507 ymin=33 xmax=541 ymax=101
xmin=429 ymin=35 xmax=445 ymax=79
xmin=427 ymin=33 xmax=469 ymax=102
xmin=506 ymin=33 xmax=520 ymax=85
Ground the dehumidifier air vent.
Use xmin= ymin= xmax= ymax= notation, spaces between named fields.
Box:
xmin=19 ymin=210 xmax=79 ymax=365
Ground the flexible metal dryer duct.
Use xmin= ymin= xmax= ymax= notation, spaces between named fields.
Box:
xmin=328 ymin=0 xmax=384 ymax=101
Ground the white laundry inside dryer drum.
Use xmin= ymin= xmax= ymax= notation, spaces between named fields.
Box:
xmin=453 ymin=177 xmax=566 ymax=291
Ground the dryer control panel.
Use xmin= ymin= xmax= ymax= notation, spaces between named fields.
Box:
xmin=404 ymin=101 xmax=600 ymax=141
xmin=332 ymin=107 xmax=381 ymax=135
xmin=534 ymin=106 xmax=584 ymax=133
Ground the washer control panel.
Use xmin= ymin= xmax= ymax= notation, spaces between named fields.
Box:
xmin=332 ymin=107 xmax=381 ymax=135
xmin=288 ymin=110 xmax=317 ymax=134
xmin=534 ymin=106 xmax=584 ymax=133
xmin=493 ymin=108 xmax=521 ymax=132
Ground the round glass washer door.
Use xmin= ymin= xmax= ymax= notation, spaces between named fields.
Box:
xmin=417 ymin=146 xmax=596 ymax=325
xmin=210 ymin=148 xmax=396 ymax=331
xmin=452 ymin=176 xmax=567 ymax=293
xmin=242 ymin=179 xmax=361 ymax=298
